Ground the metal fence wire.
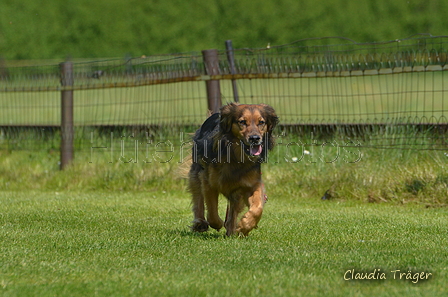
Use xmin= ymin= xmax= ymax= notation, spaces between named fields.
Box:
xmin=1 ymin=34 xmax=448 ymax=153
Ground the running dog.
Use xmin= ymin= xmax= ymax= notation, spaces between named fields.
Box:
xmin=188 ymin=103 xmax=278 ymax=236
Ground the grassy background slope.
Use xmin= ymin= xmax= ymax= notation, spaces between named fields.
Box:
xmin=1 ymin=0 xmax=448 ymax=59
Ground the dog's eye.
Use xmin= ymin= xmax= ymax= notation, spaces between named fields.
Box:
xmin=238 ymin=120 xmax=246 ymax=125
xmin=258 ymin=120 xmax=265 ymax=125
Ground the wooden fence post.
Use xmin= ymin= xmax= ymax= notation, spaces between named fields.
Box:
xmin=60 ymin=61 xmax=74 ymax=170
xmin=202 ymin=49 xmax=222 ymax=113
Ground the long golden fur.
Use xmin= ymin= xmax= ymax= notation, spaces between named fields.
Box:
xmin=188 ymin=103 xmax=278 ymax=236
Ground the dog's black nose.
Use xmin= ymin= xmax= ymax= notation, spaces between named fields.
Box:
xmin=249 ymin=135 xmax=261 ymax=144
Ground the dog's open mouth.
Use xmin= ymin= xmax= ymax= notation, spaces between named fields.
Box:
xmin=242 ymin=142 xmax=263 ymax=156
xmin=250 ymin=144 xmax=262 ymax=156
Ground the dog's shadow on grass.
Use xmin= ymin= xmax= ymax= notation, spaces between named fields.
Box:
xmin=171 ymin=228 xmax=226 ymax=240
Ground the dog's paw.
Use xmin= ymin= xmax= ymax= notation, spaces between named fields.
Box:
xmin=236 ymin=217 xmax=257 ymax=237
xmin=191 ymin=218 xmax=209 ymax=232
xmin=208 ymin=218 xmax=224 ymax=231
xmin=235 ymin=227 xmax=250 ymax=237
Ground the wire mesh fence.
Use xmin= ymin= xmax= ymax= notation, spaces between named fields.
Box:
xmin=1 ymin=34 xmax=448 ymax=155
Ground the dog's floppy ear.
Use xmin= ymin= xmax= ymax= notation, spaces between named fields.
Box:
xmin=260 ymin=104 xmax=279 ymax=132
xmin=220 ymin=102 xmax=238 ymax=133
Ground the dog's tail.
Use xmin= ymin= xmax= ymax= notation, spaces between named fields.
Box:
xmin=176 ymin=153 xmax=192 ymax=179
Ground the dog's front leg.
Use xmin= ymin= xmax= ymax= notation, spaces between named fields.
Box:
xmin=224 ymin=198 xmax=244 ymax=236
xmin=203 ymin=180 xmax=223 ymax=231
xmin=236 ymin=184 xmax=265 ymax=236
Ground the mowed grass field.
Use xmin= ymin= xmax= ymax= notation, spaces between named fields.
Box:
xmin=0 ymin=144 xmax=448 ymax=296
xmin=0 ymin=190 xmax=447 ymax=296
xmin=0 ymin=71 xmax=447 ymax=126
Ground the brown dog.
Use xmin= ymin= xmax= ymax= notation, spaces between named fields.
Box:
xmin=188 ymin=103 xmax=278 ymax=236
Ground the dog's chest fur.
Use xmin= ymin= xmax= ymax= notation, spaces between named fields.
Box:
xmin=203 ymin=161 xmax=261 ymax=198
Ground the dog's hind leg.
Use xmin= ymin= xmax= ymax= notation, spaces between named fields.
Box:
xmin=189 ymin=165 xmax=209 ymax=232
xmin=236 ymin=184 xmax=265 ymax=236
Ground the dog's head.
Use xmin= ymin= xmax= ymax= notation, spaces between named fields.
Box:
xmin=219 ymin=103 xmax=278 ymax=156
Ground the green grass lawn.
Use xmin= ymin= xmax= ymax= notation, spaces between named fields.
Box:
xmin=0 ymin=190 xmax=447 ymax=296
xmin=0 ymin=134 xmax=447 ymax=296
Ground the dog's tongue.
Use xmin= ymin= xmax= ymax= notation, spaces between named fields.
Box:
xmin=250 ymin=144 xmax=262 ymax=156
